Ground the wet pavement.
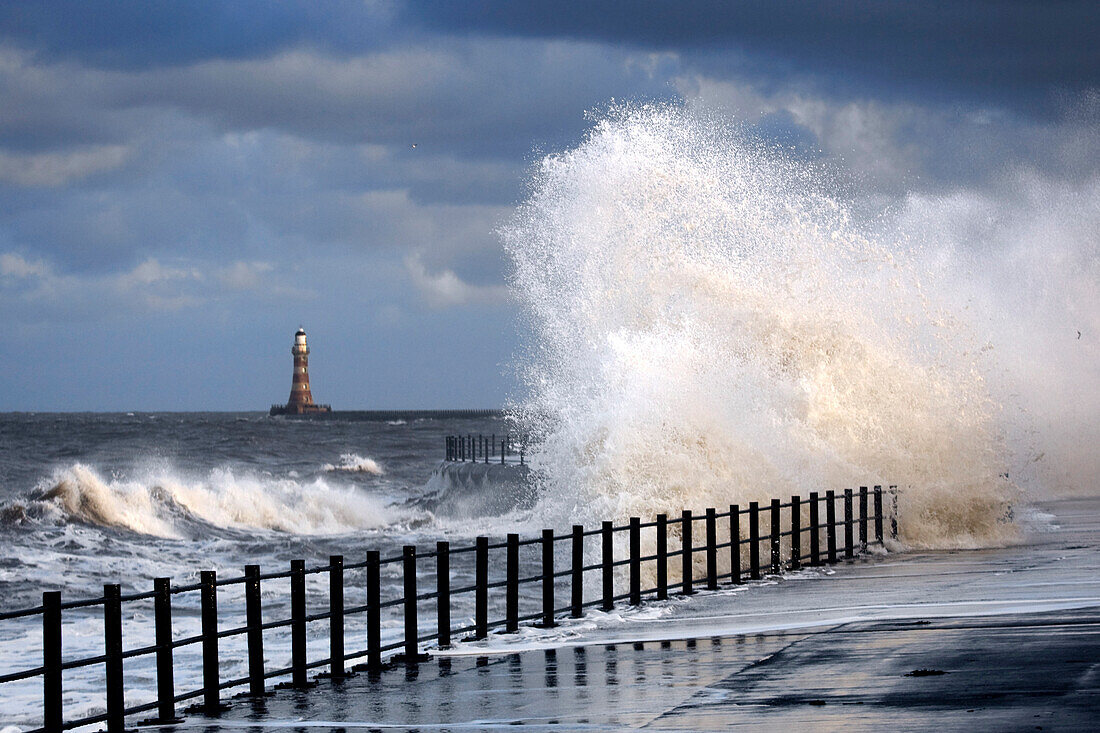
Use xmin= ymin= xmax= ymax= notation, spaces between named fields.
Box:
xmin=166 ymin=498 xmax=1100 ymax=731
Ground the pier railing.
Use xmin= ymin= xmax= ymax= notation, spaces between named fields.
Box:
xmin=445 ymin=433 xmax=525 ymax=464
xmin=1 ymin=486 xmax=896 ymax=733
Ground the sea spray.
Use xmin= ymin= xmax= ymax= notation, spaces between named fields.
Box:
xmin=503 ymin=104 xmax=1015 ymax=548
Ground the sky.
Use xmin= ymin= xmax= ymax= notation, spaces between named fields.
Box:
xmin=0 ymin=1 xmax=1097 ymax=411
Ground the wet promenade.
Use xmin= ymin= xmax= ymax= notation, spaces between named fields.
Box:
xmin=171 ymin=497 xmax=1100 ymax=731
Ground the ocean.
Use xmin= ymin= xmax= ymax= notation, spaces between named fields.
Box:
xmin=0 ymin=411 xmax=529 ymax=725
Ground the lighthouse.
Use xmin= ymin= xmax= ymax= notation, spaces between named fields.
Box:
xmin=270 ymin=328 xmax=332 ymax=415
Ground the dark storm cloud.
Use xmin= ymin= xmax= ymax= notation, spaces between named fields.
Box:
xmin=0 ymin=36 xmax=678 ymax=157
xmin=0 ymin=35 xmax=677 ymax=276
xmin=404 ymin=1 xmax=1100 ymax=114
xmin=0 ymin=0 xmax=398 ymax=68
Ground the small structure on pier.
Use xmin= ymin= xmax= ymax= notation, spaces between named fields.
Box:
xmin=270 ymin=327 xmax=332 ymax=416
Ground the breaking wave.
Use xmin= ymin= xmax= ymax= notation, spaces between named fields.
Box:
xmin=504 ymin=104 xmax=1016 ymax=548
xmin=323 ymin=453 xmax=385 ymax=475
xmin=3 ymin=462 xmax=393 ymax=538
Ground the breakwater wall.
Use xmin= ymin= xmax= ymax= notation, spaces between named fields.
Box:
xmin=1 ymin=487 xmax=896 ymax=733
xmin=273 ymin=409 xmax=503 ymax=421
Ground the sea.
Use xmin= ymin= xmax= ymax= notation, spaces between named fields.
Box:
xmin=0 ymin=411 xmax=530 ymax=726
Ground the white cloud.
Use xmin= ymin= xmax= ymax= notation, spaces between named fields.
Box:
xmin=0 ymin=145 xmax=130 ymax=187
xmin=215 ymin=260 xmax=273 ymax=291
xmin=0 ymin=253 xmax=289 ymax=317
xmin=677 ymin=74 xmax=1100 ymax=196
xmin=404 ymin=253 xmax=508 ymax=309
xmin=119 ymin=258 xmax=199 ymax=287
xmin=0 ymin=252 xmax=50 ymax=278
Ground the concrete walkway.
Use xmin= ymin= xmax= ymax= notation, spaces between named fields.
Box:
xmin=170 ymin=497 xmax=1100 ymax=731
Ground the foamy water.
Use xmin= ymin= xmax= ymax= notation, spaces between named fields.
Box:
xmin=324 ymin=452 xmax=386 ymax=475
xmin=504 ymin=104 xmax=1017 ymax=548
xmin=19 ymin=462 xmax=393 ymax=537
xmin=0 ymin=413 xmax=520 ymax=728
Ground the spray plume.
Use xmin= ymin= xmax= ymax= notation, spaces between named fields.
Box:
xmin=504 ymin=104 xmax=1015 ymax=548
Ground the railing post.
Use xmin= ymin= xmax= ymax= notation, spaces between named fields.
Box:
xmin=705 ymin=508 xmax=717 ymax=590
xmin=681 ymin=510 xmax=693 ymax=595
xmin=366 ymin=550 xmax=382 ymax=670
xmin=729 ymin=505 xmax=741 ymax=584
xmin=890 ymin=485 xmax=899 ymax=540
xmin=245 ymin=565 xmax=265 ymax=694
xmin=153 ymin=578 xmax=179 ymax=722
xmin=437 ymin=541 xmax=450 ymax=648
xmin=749 ymin=502 xmax=760 ymax=579
xmin=874 ymin=486 xmax=884 ymax=543
xmin=501 ymin=438 xmax=506 ymax=465
xmin=571 ymin=525 xmax=584 ymax=617
xmin=629 ymin=518 xmax=641 ymax=605
xmin=790 ymin=496 xmax=801 ymax=570
xmin=809 ymin=492 xmax=821 ymax=566
xmin=844 ymin=489 xmax=854 ymax=559
xmin=43 ymin=591 xmax=62 ymax=733
xmin=859 ymin=486 xmax=869 ymax=550
xmin=200 ymin=570 xmax=222 ymax=712
xmin=475 ymin=537 xmax=488 ymax=639
xmin=542 ymin=529 xmax=556 ymax=627
xmin=291 ymin=559 xmax=308 ymax=686
xmin=770 ymin=499 xmax=782 ymax=574
xmin=656 ymin=514 xmax=668 ymax=600
xmin=104 ymin=584 xmax=124 ymax=733
xmin=602 ymin=521 xmax=614 ymax=611
xmin=402 ymin=545 xmax=421 ymax=662
xmin=826 ymin=491 xmax=838 ymax=563
xmin=506 ymin=533 xmax=519 ymax=632
xmin=329 ymin=555 xmax=345 ymax=678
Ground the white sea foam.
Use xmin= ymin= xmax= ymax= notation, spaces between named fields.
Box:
xmin=323 ymin=453 xmax=386 ymax=475
xmin=503 ymin=104 xmax=1016 ymax=548
xmin=7 ymin=462 xmax=392 ymax=538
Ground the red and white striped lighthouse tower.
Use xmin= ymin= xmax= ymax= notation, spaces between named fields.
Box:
xmin=272 ymin=327 xmax=331 ymax=415
xmin=288 ymin=328 xmax=314 ymax=410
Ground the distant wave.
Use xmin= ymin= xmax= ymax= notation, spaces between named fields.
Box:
xmin=323 ymin=453 xmax=385 ymax=475
xmin=2 ymin=462 xmax=392 ymax=538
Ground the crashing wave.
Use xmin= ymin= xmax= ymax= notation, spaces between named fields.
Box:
xmin=4 ymin=462 xmax=392 ymax=538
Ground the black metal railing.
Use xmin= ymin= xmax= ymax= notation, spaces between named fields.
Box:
xmin=444 ymin=433 xmax=526 ymax=464
xmin=1 ymin=485 xmax=897 ymax=733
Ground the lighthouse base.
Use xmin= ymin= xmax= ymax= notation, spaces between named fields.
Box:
xmin=269 ymin=403 xmax=333 ymax=416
